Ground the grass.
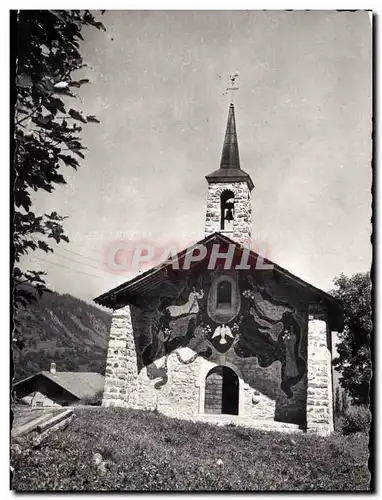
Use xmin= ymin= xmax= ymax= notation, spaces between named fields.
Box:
xmin=11 ymin=407 xmax=370 ymax=491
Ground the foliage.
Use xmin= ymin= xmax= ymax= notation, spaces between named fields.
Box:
xmin=330 ymin=272 xmax=371 ymax=406
xmin=12 ymin=407 xmax=370 ymax=491
xmin=341 ymin=391 xmax=350 ymax=412
xmin=13 ymin=10 xmax=106 ymax=347
xmin=334 ymin=387 xmax=341 ymax=416
xmin=341 ymin=406 xmax=371 ymax=436
xmin=78 ymin=390 xmax=103 ymax=406
xmin=13 ymin=290 xmax=111 ymax=382
xmin=334 ymin=387 xmax=351 ymax=420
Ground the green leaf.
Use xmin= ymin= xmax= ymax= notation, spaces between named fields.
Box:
xmin=93 ymin=21 xmax=106 ymax=31
xmin=69 ymin=79 xmax=90 ymax=88
xmin=86 ymin=115 xmax=100 ymax=123
xmin=67 ymin=140 xmax=86 ymax=150
xmin=37 ymin=241 xmax=53 ymax=253
xmin=58 ymin=154 xmax=79 ymax=169
xmin=44 ymin=78 xmax=55 ymax=93
xmin=71 ymin=149 xmax=85 ymax=159
xmin=49 ymin=10 xmax=67 ymax=23
xmin=17 ymin=73 xmax=32 ymax=88
xmin=69 ymin=108 xmax=87 ymax=123
xmin=15 ymin=102 xmax=29 ymax=114
xmin=54 ymin=81 xmax=69 ymax=89
xmin=33 ymin=114 xmax=54 ymax=128
xmin=44 ymin=97 xmax=66 ymax=115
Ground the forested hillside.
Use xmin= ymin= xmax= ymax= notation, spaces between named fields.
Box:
xmin=13 ymin=290 xmax=111 ymax=382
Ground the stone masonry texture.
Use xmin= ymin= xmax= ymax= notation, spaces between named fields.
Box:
xmin=102 ymin=306 xmax=138 ymax=408
xmin=306 ymin=304 xmax=334 ymax=436
xmin=101 ymin=272 xmax=338 ymax=435
xmin=102 ymin=257 xmax=336 ymax=436
xmin=204 ymin=182 xmax=252 ymax=247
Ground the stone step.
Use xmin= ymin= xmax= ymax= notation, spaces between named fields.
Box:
xmin=188 ymin=414 xmax=303 ymax=433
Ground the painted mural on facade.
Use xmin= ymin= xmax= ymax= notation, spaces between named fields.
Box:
xmin=132 ymin=269 xmax=306 ymax=398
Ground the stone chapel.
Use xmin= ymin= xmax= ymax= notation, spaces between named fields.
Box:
xmin=95 ymin=103 xmax=342 ymax=435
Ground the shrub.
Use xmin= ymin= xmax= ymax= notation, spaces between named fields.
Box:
xmin=334 ymin=387 xmax=341 ymax=416
xmin=342 ymin=405 xmax=371 ymax=435
xmin=78 ymin=390 xmax=103 ymax=406
xmin=342 ymin=391 xmax=350 ymax=412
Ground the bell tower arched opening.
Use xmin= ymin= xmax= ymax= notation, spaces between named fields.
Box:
xmin=204 ymin=103 xmax=254 ymax=246
xmin=220 ymin=190 xmax=235 ymax=231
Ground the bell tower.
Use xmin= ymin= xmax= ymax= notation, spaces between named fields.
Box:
xmin=204 ymin=102 xmax=254 ymax=247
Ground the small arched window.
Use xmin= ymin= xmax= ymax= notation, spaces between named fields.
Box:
xmin=220 ymin=190 xmax=234 ymax=231
xmin=216 ymin=281 xmax=232 ymax=309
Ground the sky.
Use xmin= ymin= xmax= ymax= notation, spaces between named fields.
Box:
xmin=22 ymin=10 xmax=372 ymax=305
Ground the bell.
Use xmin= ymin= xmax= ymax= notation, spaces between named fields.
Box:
xmin=225 ymin=207 xmax=234 ymax=222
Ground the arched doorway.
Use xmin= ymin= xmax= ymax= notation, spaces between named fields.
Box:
xmin=204 ymin=366 xmax=239 ymax=415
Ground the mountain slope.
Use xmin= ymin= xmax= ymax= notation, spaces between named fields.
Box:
xmin=13 ymin=290 xmax=112 ymax=382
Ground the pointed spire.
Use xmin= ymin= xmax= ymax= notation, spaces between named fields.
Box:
xmin=206 ymin=103 xmax=254 ymax=191
xmin=220 ymin=103 xmax=240 ymax=170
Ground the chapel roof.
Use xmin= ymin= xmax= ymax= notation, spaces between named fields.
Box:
xmin=94 ymin=232 xmax=342 ymax=329
xmin=13 ymin=371 xmax=105 ymax=400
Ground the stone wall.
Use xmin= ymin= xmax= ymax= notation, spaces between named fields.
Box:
xmin=120 ymin=340 xmax=307 ymax=426
xmin=102 ymin=273 xmax=335 ymax=434
xmin=102 ymin=306 xmax=138 ymax=408
xmin=102 ymin=321 xmax=306 ymax=427
xmin=131 ymin=347 xmax=278 ymax=421
xmin=306 ymin=304 xmax=334 ymax=435
xmin=204 ymin=182 xmax=252 ymax=247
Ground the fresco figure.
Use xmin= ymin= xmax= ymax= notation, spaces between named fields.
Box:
xmin=248 ymin=276 xmax=294 ymax=321
xmin=167 ymin=287 xmax=204 ymax=318
xmin=146 ymin=357 xmax=168 ymax=389
xmin=146 ymin=285 xmax=206 ymax=357
xmin=249 ymin=307 xmax=284 ymax=342
xmin=279 ymin=312 xmax=306 ymax=397
xmin=234 ymin=276 xmax=306 ymax=398
xmin=284 ymin=329 xmax=300 ymax=379
xmin=137 ymin=303 xmax=166 ymax=368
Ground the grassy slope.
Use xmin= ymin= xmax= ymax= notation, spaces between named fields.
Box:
xmin=12 ymin=407 xmax=370 ymax=491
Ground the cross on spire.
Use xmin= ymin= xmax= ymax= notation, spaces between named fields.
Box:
xmin=226 ymin=71 xmax=239 ymax=104
xmin=205 ymin=76 xmax=254 ymax=192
